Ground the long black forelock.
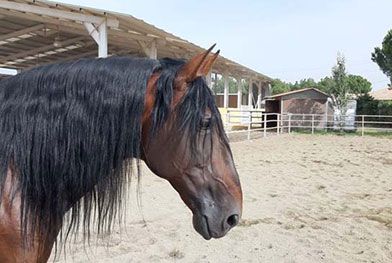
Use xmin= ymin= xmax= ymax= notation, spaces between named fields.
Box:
xmin=176 ymin=77 xmax=228 ymax=154
xmin=0 ymin=56 xmax=160 ymax=252
xmin=151 ymin=58 xmax=229 ymax=156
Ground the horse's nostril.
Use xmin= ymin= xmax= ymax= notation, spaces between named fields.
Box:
xmin=227 ymin=214 xmax=239 ymax=227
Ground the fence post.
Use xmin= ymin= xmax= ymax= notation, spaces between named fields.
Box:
xmin=288 ymin=114 xmax=291 ymax=134
xmin=281 ymin=114 xmax=284 ymax=134
xmin=277 ymin=114 xmax=280 ymax=135
xmin=263 ymin=113 xmax=267 ymax=138
xmin=311 ymin=114 xmax=315 ymax=134
xmin=247 ymin=113 xmax=251 ymax=140
xmin=361 ymin=115 xmax=364 ymax=136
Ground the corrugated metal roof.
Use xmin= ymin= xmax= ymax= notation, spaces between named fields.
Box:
xmin=0 ymin=0 xmax=271 ymax=82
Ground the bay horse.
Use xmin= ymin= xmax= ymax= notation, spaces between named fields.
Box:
xmin=0 ymin=45 xmax=243 ymax=262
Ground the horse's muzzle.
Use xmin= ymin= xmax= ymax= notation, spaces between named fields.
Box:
xmin=192 ymin=211 xmax=240 ymax=240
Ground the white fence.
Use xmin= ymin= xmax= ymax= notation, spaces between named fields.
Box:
xmin=225 ymin=110 xmax=392 ymax=140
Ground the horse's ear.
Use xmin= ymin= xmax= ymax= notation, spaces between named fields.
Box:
xmin=200 ymin=50 xmax=220 ymax=76
xmin=174 ymin=44 xmax=218 ymax=91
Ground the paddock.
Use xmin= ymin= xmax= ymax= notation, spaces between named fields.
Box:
xmin=52 ymin=134 xmax=392 ymax=263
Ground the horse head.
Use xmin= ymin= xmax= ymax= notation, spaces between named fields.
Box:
xmin=142 ymin=46 xmax=243 ymax=240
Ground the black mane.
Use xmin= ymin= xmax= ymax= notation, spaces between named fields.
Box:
xmin=0 ymin=56 xmax=227 ymax=248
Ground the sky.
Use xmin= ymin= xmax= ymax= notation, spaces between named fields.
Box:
xmin=3 ymin=0 xmax=392 ymax=90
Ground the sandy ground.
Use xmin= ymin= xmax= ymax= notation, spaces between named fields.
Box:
xmin=52 ymin=134 xmax=392 ymax=263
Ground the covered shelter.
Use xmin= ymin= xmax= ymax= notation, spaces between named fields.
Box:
xmin=265 ymin=88 xmax=334 ymax=128
xmin=265 ymin=88 xmax=332 ymax=115
xmin=0 ymin=0 xmax=271 ymax=109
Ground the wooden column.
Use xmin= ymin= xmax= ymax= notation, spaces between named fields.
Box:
xmin=257 ymin=81 xmax=262 ymax=109
xmin=98 ymin=20 xmax=108 ymax=57
xmin=267 ymin=83 xmax=272 ymax=97
xmin=223 ymin=72 xmax=229 ymax=108
xmin=84 ymin=20 xmax=108 ymax=58
xmin=147 ymin=40 xmax=157 ymax=59
xmin=248 ymin=79 xmax=253 ymax=109
xmin=237 ymin=78 xmax=242 ymax=109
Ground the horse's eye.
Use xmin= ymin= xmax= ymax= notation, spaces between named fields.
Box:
xmin=200 ymin=118 xmax=211 ymax=130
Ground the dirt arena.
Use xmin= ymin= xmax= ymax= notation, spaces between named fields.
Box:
xmin=53 ymin=134 xmax=392 ymax=263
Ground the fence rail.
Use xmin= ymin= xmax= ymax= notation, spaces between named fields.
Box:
xmin=225 ymin=110 xmax=392 ymax=140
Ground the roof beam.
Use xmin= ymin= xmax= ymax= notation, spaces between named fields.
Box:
xmin=0 ymin=36 xmax=87 ymax=63
xmin=137 ymin=40 xmax=157 ymax=59
xmin=24 ymin=47 xmax=97 ymax=70
xmin=0 ymin=10 xmax=183 ymax=49
xmin=83 ymin=22 xmax=99 ymax=44
xmin=0 ymin=0 xmax=119 ymax=27
xmin=0 ymin=24 xmax=45 ymax=41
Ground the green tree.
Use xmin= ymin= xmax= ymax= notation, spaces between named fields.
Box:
xmin=271 ymin=77 xmax=320 ymax=95
xmin=271 ymin=79 xmax=291 ymax=95
xmin=318 ymin=76 xmax=335 ymax=94
xmin=241 ymin=79 xmax=249 ymax=95
xmin=346 ymin=74 xmax=371 ymax=95
xmin=356 ymin=94 xmax=379 ymax=115
xmin=291 ymin=78 xmax=319 ymax=90
xmin=378 ymin=101 xmax=392 ymax=116
xmin=212 ymin=76 xmax=239 ymax=94
xmin=330 ymin=54 xmax=349 ymax=111
xmin=372 ymin=29 xmax=392 ymax=86
xmin=318 ymin=74 xmax=371 ymax=97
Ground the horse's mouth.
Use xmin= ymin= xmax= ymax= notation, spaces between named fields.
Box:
xmin=192 ymin=214 xmax=212 ymax=240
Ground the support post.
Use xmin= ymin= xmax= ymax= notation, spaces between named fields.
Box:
xmin=277 ymin=114 xmax=280 ymax=135
xmin=288 ymin=114 xmax=291 ymax=134
xmin=257 ymin=82 xmax=262 ymax=109
xmin=263 ymin=113 xmax=267 ymax=138
xmin=237 ymin=78 xmax=242 ymax=109
xmin=148 ymin=40 xmax=157 ymax=59
xmin=267 ymin=83 xmax=272 ymax=97
xmin=84 ymin=20 xmax=108 ymax=58
xmin=362 ymin=115 xmax=365 ymax=136
xmin=223 ymin=72 xmax=229 ymax=108
xmin=248 ymin=79 xmax=253 ymax=109
xmin=98 ymin=20 xmax=108 ymax=58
